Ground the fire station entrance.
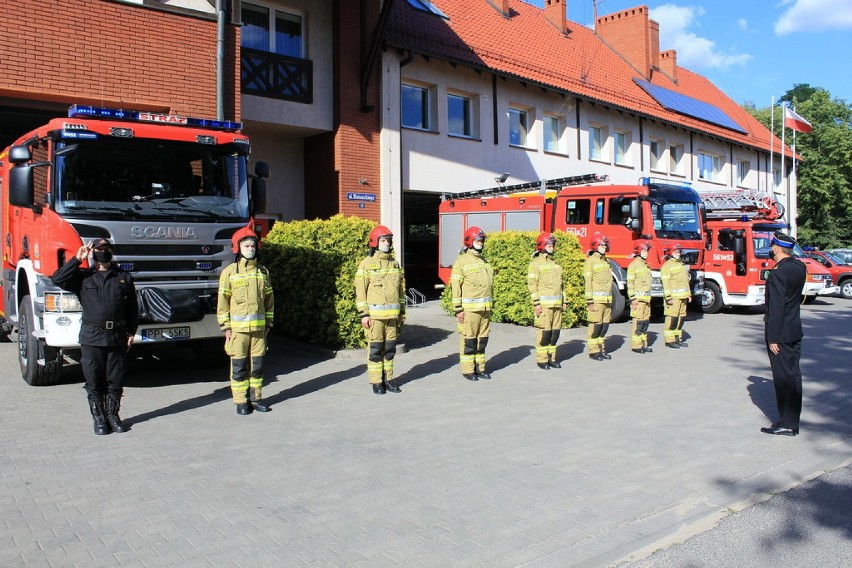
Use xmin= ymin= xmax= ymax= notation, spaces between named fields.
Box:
xmin=0 ymin=104 xmax=63 ymax=149
xmin=402 ymin=191 xmax=442 ymax=299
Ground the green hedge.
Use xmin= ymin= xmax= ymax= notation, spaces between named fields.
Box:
xmin=262 ymin=215 xmax=374 ymax=349
xmin=440 ymin=230 xmax=587 ymax=327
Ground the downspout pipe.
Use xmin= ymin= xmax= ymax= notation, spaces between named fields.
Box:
xmin=216 ymin=0 xmax=225 ymax=120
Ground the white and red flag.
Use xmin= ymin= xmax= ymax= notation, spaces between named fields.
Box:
xmin=784 ymin=106 xmax=813 ymax=133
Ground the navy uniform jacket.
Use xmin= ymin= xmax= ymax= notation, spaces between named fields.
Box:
xmin=764 ymin=256 xmax=807 ymax=344
xmin=51 ymin=257 xmax=139 ymax=347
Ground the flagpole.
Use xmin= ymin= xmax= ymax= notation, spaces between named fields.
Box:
xmin=781 ymin=103 xmax=788 ymax=230
xmin=791 ymin=108 xmax=798 ymax=237
xmin=769 ymin=97 xmax=774 ymax=197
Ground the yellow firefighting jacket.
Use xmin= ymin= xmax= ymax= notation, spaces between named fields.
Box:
xmin=354 ymin=251 xmax=406 ymax=319
xmin=584 ymin=251 xmax=612 ymax=304
xmin=451 ymin=248 xmax=494 ymax=313
xmin=627 ymin=257 xmax=652 ymax=302
xmin=661 ymin=257 xmax=691 ymax=300
xmin=217 ymin=258 xmax=274 ymax=332
xmin=527 ymin=253 xmax=564 ymax=308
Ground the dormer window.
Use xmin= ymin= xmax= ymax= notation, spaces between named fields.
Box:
xmin=406 ymin=0 xmax=448 ymax=19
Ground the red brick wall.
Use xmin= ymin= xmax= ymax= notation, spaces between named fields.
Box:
xmin=596 ymin=6 xmax=652 ymax=79
xmin=0 ymin=0 xmax=239 ymax=120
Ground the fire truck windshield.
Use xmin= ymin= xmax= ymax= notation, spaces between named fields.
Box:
xmin=53 ymin=138 xmax=249 ymax=222
xmin=650 ymin=200 xmax=702 ymax=240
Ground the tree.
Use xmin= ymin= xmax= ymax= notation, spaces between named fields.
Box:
xmin=745 ymin=86 xmax=852 ymax=248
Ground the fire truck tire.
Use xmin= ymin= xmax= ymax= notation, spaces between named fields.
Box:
xmin=17 ymin=296 xmax=62 ymax=386
xmin=700 ymin=281 xmax=724 ymax=314
xmin=610 ymin=282 xmax=626 ymax=322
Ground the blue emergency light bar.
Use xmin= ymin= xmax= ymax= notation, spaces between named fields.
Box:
xmin=68 ymin=105 xmax=242 ymax=131
xmin=640 ymin=176 xmax=692 ymax=189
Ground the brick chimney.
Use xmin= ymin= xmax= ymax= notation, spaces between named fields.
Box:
xmin=544 ymin=0 xmax=568 ymax=34
xmin=659 ymin=50 xmax=677 ymax=82
xmin=487 ymin=0 xmax=511 ymax=18
xmin=596 ymin=5 xmax=660 ymax=79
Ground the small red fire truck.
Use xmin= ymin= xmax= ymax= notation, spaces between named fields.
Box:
xmin=0 ymin=105 xmax=268 ymax=385
xmin=438 ymin=175 xmax=706 ymax=321
xmin=700 ymin=192 xmax=837 ymax=313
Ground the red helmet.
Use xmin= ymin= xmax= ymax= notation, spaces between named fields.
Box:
xmin=633 ymin=241 xmax=652 ymax=255
xmin=368 ymin=225 xmax=393 ymax=248
xmin=536 ymin=232 xmax=557 ymax=253
xmin=463 ymin=226 xmax=486 ymax=248
xmin=590 ymin=233 xmax=609 ymax=250
xmin=231 ymin=225 xmax=259 ymax=253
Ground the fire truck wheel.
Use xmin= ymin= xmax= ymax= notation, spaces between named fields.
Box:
xmin=610 ymin=282 xmax=626 ymax=322
xmin=700 ymin=281 xmax=724 ymax=314
xmin=17 ymin=296 xmax=62 ymax=386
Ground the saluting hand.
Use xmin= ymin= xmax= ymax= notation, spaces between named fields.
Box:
xmin=75 ymin=242 xmax=93 ymax=262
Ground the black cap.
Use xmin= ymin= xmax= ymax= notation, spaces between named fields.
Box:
xmin=771 ymin=233 xmax=796 ymax=249
xmin=93 ymin=239 xmax=113 ymax=250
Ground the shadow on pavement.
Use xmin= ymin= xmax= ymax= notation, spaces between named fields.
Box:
xmin=396 ymin=353 xmax=457 ymax=386
xmin=264 ymin=364 xmax=366 ymax=404
xmin=400 ymin=323 xmax=453 ymax=350
xmin=557 ymin=339 xmax=586 ymax=361
xmin=124 ymin=385 xmax=232 ymax=426
xmin=488 ymin=345 xmax=534 ymax=374
xmin=746 ymin=375 xmax=777 ymax=423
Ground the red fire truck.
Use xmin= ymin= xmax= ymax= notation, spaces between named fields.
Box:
xmin=0 ymin=105 xmax=268 ymax=385
xmin=438 ymin=175 xmax=706 ymax=321
xmin=700 ymin=192 xmax=837 ymax=313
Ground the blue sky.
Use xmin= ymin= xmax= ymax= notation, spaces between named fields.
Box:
xmin=523 ymin=0 xmax=852 ymax=107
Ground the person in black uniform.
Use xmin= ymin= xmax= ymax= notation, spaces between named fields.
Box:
xmin=52 ymin=239 xmax=138 ymax=435
xmin=760 ymin=233 xmax=807 ymax=436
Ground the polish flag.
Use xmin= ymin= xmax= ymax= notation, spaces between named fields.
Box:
xmin=784 ymin=106 xmax=813 ymax=133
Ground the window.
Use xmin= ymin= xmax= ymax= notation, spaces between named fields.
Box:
xmin=509 ymin=107 xmax=529 ymax=147
xmin=565 ymin=199 xmax=591 ymax=225
xmin=699 ymin=152 xmax=722 ymax=182
xmin=241 ymin=3 xmax=303 ymax=58
xmin=406 ymin=0 xmax=448 ymax=18
xmin=670 ymin=144 xmax=684 ymax=175
xmin=402 ymin=84 xmax=433 ymax=130
xmin=737 ymin=160 xmax=750 ymax=186
xmin=544 ymin=115 xmax=563 ymax=153
xmin=589 ymin=126 xmax=604 ymax=161
xmin=614 ymin=131 xmax=631 ymax=165
xmin=607 ymin=197 xmax=633 ymax=225
xmin=448 ymin=93 xmax=472 ymax=137
xmin=650 ymin=139 xmax=664 ymax=171
xmin=773 ymin=168 xmax=782 ymax=187
xmin=594 ymin=199 xmax=605 ymax=224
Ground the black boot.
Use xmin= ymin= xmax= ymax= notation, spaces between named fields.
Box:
xmin=251 ymin=400 xmax=271 ymax=412
xmin=88 ymin=396 xmax=111 ymax=435
xmin=372 ymin=383 xmax=386 ymax=395
xmin=384 ymin=380 xmax=401 ymax=393
xmin=537 ymin=362 xmax=550 ymax=370
xmin=105 ymin=394 xmax=127 ymax=433
xmin=236 ymin=403 xmax=252 ymax=414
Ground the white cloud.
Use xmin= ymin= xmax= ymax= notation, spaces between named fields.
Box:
xmin=737 ymin=18 xmax=749 ymax=31
xmin=775 ymin=0 xmax=852 ymax=35
xmin=650 ymin=4 xmax=753 ymax=70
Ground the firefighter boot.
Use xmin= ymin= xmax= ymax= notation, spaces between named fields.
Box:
xmin=548 ymin=354 xmax=561 ymax=369
xmin=236 ymin=403 xmax=253 ymax=415
xmin=88 ymin=396 xmax=111 ymax=436
xmin=251 ymin=400 xmax=271 ymax=412
xmin=372 ymin=383 xmax=386 ymax=395
xmin=105 ymin=394 xmax=127 ymax=433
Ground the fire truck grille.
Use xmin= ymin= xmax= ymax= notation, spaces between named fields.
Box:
xmin=113 ymin=244 xmax=226 ymax=256
xmin=118 ymin=260 xmax=223 ymax=272
xmin=681 ymin=252 xmax=700 ymax=265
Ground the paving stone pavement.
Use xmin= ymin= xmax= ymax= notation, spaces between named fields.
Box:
xmin=1 ymin=298 xmax=850 ymax=567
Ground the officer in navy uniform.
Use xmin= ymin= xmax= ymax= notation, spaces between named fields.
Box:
xmin=760 ymin=233 xmax=807 ymax=436
xmin=52 ymin=239 xmax=138 ymax=435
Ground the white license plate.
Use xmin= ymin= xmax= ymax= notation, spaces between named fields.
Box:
xmin=142 ymin=326 xmax=191 ymax=342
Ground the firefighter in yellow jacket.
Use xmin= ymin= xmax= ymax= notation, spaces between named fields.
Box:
xmin=217 ymin=225 xmax=274 ymax=415
xmin=661 ymin=243 xmax=692 ymax=348
xmin=627 ymin=242 xmax=653 ymax=354
xmin=528 ymin=232 xmax=565 ymax=370
xmin=451 ymin=226 xmax=494 ymax=381
xmin=584 ymin=234 xmax=612 ymax=361
xmin=354 ymin=225 xmax=406 ymax=395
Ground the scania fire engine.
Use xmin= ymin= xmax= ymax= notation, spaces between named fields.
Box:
xmin=700 ymin=191 xmax=837 ymax=313
xmin=0 ymin=105 xmax=268 ymax=385
xmin=438 ymin=175 xmax=705 ymax=321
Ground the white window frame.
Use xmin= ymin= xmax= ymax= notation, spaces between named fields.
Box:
xmin=589 ymin=124 xmax=609 ymax=162
xmin=401 ymin=82 xmax=435 ymax=132
xmin=509 ymin=106 xmax=532 ymax=148
xmin=241 ymin=2 xmax=305 ymax=58
xmin=649 ymin=138 xmax=664 ymax=172
xmin=698 ymin=151 xmax=723 ymax=182
xmin=614 ymin=130 xmax=631 ymax=166
xmin=736 ymin=159 xmax=750 ymax=187
xmin=447 ymin=91 xmax=477 ymax=138
xmin=543 ymin=114 xmax=565 ymax=155
xmin=670 ymin=143 xmax=685 ymax=176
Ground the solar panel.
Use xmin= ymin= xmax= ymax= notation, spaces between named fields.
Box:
xmin=634 ymin=79 xmax=747 ymax=134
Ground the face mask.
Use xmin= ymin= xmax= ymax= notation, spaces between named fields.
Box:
xmin=598 ymin=245 xmax=607 ymax=255
xmin=672 ymin=252 xmax=681 ymax=261
xmin=768 ymin=248 xmax=776 ymax=261
xmin=93 ymin=250 xmax=113 ymax=264
xmin=640 ymin=249 xmax=649 ymax=259
xmin=240 ymin=241 xmax=257 ymax=259
xmin=545 ymin=244 xmax=555 ymax=255
xmin=378 ymin=242 xmax=391 ymax=253
xmin=473 ymin=240 xmax=484 ymax=251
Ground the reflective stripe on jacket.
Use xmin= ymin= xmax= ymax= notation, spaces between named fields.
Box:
xmin=584 ymin=252 xmax=612 ymax=304
xmin=661 ymin=258 xmax=691 ymax=300
xmin=451 ymin=249 xmax=494 ymax=313
xmin=354 ymin=251 xmax=406 ymax=319
xmin=528 ymin=254 xmax=564 ymax=308
xmin=217 ymin=258 xmax=274 ymax=332
xmin=627 ymin=257 xmax=652 ymax=302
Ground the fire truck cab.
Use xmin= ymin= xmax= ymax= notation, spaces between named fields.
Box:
xmin=438 ymin=175 xmax=705 ymax=321
xmin=0 ymin=105 xmax=268 ymax=385
xmin=700 ymin=192 xmax=836 ymax=313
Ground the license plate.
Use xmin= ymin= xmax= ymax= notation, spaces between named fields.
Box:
xmin=142 ymin=326 xmax=191 ymax=342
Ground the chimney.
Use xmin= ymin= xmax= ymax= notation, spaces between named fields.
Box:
xmin=544 ymin=0 xmax=568 ymax=35
xmin=596 ymin=5 xmax=660 ymax=79
xmin=487 ymin=0 xmax=511 ymax=18
xmin=659 ymin=50 xmax=678 ymax=82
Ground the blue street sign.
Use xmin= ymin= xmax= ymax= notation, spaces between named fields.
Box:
xmin=347 ymin=192 xmax=376 ymax=202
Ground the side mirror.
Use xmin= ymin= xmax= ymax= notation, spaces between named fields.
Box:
xmin=251 ymin=177 xmax=267 ymax=215
xmin=255 ymin=161 xmax=270 ymax=178
xmin=9 ymin=165 xmax=35 ymax=207
xmin=734 ymin=236 xmax=744 ymax=255
xmin=8 ymin=145 xmax=32 ymax=164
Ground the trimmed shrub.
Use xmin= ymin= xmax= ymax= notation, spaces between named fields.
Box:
xmin=440 ymin=230 xmax=587 ymax=327
xmin=262 ymin=215 xmax=375 ymax=349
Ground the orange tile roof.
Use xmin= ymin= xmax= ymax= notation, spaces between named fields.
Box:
xmin=386 ymin=0 xmax=791 ymax=156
